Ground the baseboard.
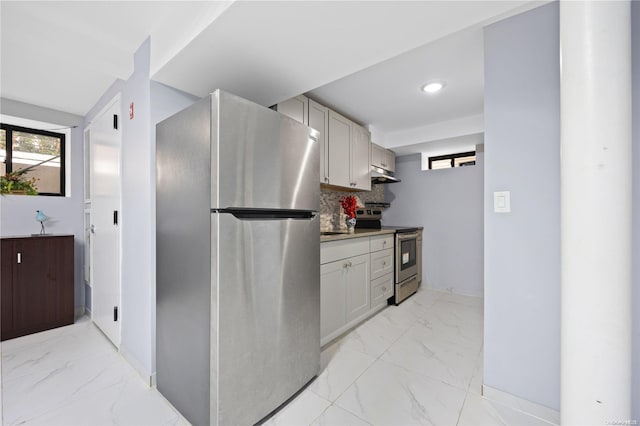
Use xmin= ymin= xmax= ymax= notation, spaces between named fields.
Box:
xmin=120 ymin=348 xmax=154 ymax=389
xmin=482 ymin=385 xmax=560 ymax=425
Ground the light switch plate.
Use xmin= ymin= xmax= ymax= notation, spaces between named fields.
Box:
xmin=494 ymin=191 xmax=511 ymax=213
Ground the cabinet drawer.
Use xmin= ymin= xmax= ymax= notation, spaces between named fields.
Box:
xmin=321 ymin=237 xmax=370 ymax=264
xmin=370 ymin=234 xmax=393 ymax=253
xmin=371 ymin=273 xmax=394 ymax=308
xmin=370 ymin=248 xmax=393 ymax=280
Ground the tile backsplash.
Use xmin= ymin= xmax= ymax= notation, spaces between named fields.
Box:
xmin=320 ymin=184 xmax=385 ymax=231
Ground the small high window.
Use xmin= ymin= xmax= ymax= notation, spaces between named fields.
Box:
xmin=428 ymin=151 xmax=476 ymax=170
xmin=1 ymin=123 xmax=66 ymax=196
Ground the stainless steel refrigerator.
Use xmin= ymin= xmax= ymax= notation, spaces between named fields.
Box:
xmin=156 ymin=90 xmax=320 ymax=426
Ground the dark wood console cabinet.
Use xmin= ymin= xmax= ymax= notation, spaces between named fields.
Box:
xmin=1 ymin=235 xmax=74 ymax=341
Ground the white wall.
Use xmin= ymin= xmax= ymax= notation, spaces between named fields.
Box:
xmin=119 ymin=37 xmax=154 ymax=381
xmin=0 ymin=107 xmax=85 ymax=315
xmin=83 ymin=39 xmax=155 ymax=381
xmin=632 ymin=0 xmax=639 ymax=420
xmin=483 ymin=2 xmax=561 ymax=411
xmin=383 ymin=152 xmax=484 ymax=297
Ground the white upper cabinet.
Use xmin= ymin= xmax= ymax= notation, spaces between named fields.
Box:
xmin=273 ymin=95 xmax=308 ymax=124
xmin=351 ymin=124 xmax=371 ymax=191
xmin=371 ymin=143 xmax=385 ymax=169
xmin=384 ymin=149 xmax=396 ymax=173
xmin=276 ymin=96 xmax=371 ymax=190
xmin=309 ymin=99 xmax=330 ymax=185
xmin=371 ymin=142 xmax=395 ymax=173
xmin=328 ymin=110 xmax=353 ymax=188
xmin=329 ymin=110 xmax=371 ymax=191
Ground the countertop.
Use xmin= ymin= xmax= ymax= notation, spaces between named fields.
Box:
xmin=320 ymin=228 xmax=395 ymax=243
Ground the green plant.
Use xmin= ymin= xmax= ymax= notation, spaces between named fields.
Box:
xmin=0 ymin=169 xmax=39 ymax=195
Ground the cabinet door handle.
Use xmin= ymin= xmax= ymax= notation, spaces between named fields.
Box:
xmin=348 ymin=261 xmax=353 ymax=267
xmin=343 ymin=263 xmax=349 ymax=269
xmin=17 ymin=252 xmax=21 ymax=264
xmin=382 ymin=261 xmax=386 ymax=266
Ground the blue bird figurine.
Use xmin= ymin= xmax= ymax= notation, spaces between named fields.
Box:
xmin=35 ymin=210 xmax=48 ymax=235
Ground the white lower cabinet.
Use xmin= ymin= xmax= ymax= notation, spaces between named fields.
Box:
xmin=320 ymin=234 xmax=393 ymax=346
xmin=344 ymin=253 xmax=370 ymax=322
xmin=371 ymin=273 xmax=394 ymax=309
xmin=369 ymin=236 xmax=394 ymax=311
xmin=320 ymin=261 xmax=347 ymax=340
xmin=370 ymin=248 xmax=393 ymax=280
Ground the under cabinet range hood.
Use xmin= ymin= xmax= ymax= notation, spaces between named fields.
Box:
xmin=371 ymin=165 xmax=401 ymax=184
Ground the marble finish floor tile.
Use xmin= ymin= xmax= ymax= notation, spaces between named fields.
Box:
xmin=468 ymin=350 xmax=484 ymax=395
xmin=1 ymin=318 xmax=183 ymax=426
xmin=381 ymin=323 xmax=480 ymax=391
xmin=457 ymin=393 xmax=506 ymax=426
xmin=2 ymin=319 xmax=116 ymax=383
xmin=335 ymin=359 xmax=467 ymax=426
xmin=336 ymin=306 xmax=412 ymax=358
xmin=262 ymin=389 xmax=331 ymax=426
xmin=21 ymin=371 xmax=182 ymax=426
xmin=3 ymin=350 xmax=132 ymax=425
xmin=309 ymin=345 xmax=376 ymax=402
xmin=2 ymin=290 xmax=553 ymax=426
xmin=458 ymin=393 xmax=555 ymax=426
xmin=310 ymin=405 xmax=372 ymax=426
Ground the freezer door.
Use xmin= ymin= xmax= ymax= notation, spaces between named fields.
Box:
xmin=213 ymin=212 xmax=320 ymax=426
xmin=213 ymin=91 xmax=320 ymax=212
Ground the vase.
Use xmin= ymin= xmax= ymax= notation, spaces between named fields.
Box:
xmin=345 ymin=217 xmax=356 ymax=233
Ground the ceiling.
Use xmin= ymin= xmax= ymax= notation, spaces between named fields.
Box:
xmin=0 ymin=1 xmax=546 ymax=154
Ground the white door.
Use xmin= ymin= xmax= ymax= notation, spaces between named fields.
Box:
xmin=90 ymin=96 xmax=122 ymax=347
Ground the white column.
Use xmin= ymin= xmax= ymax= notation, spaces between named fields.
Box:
xmin=560 ymin=1 xmax=632 ymax=424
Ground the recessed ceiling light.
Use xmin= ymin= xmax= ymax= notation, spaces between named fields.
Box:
xmin=421 ymin=81 xmax=446 ymax=94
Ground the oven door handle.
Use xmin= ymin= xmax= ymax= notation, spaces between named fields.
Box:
xmin=397 ymin=232 xmax=419 ymax=240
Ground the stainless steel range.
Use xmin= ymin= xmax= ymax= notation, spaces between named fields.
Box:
xmin=355 ymin=209 xmax=423 ymax=304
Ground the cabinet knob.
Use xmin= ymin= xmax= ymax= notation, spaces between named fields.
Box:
xmin=343 ymin=263 xmax=349 ymax=269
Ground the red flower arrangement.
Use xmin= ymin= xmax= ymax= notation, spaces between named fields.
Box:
xmin=339 ymin=195 xmax=360 ymax=219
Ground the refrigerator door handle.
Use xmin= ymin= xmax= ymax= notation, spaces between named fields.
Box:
xmin=213 ymin=208 xmax=317 ymax=220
